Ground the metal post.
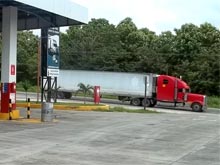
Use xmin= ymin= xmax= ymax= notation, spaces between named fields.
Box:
xmin=37 ymin=39 xmax=41 ymax=103
xmin=47 ymin=76 xmax=52 ymax=102
xmin=54 ymin=77 xmax=57 ymax=103
xmin=144 ymin=77 xmax=147 ymax=110
xmin=174 ymin=77 xmax=178 ymax=107
xmin=41 ymin=76 xmax=44 ymax=103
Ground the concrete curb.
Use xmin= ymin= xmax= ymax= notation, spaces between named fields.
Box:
xmin=16 ymin=103 xmax=110 ymax=111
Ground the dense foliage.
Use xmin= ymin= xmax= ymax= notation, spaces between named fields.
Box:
xmin=60 ymin=18 xmax=220 ymax=96
xmin=0 ymin=18 xmax=219 ymax=96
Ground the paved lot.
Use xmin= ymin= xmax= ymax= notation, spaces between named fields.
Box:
xmin=0 ymin=109 xmax=219 ymax=165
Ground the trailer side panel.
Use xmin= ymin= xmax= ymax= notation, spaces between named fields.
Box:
xmin=58 ymin=70 xmax=155 ymax=97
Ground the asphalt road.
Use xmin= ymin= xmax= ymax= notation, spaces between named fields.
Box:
xmin=17 ymin=92 xmax=220 ymax=114
xmin=0 ymin=108 xmax=219 ymax=165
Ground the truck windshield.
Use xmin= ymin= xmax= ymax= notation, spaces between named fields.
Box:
xmin=184 ymin=88 xmax=190 ymax=93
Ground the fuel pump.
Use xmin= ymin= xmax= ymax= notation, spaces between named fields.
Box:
xmin=0 ymin=82 xmax=17 ymax=116
xmin=94 ymin=86 xmax=100 ymax=104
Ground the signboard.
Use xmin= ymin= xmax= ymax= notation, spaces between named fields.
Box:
xmin=10 ymin=93 xmax=16 ymax=103
xmin=11 ymin=65 xmax=15 ymax=75
xmin=47 ymin=68 xmax=59 ymax=77
xmin=41 ymin=27 xmax=60 ymax=77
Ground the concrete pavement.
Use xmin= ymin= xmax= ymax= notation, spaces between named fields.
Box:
xmin=0 ymin=108 xmax=219 ymax=165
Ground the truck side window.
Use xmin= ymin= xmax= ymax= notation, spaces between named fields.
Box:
xmin=178 ymin=89 xmax=188 ymax=93
xmin=163 ymin=79 xmax=169 ymax=84
xmin=178 ymin=88 xmax=183 ymax=92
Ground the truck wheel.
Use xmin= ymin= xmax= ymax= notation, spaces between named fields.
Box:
xmin=192 ymin=103 xmax=202 ymax=112
xmin=131 ymin=98 xmax=141 ymax=106
xmin=142 ymin=98 xmax=151 ymax=107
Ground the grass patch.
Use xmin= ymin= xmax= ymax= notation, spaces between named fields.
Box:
xmin=94 ymin=106 xmax=159 ymax=113
xmin=208 ymin=96 xmax=220 ymax=109
xmin=74 ymin=92 xmax=118 ymax=99
xmin=101 ymin=94 xmax=118 ymax=99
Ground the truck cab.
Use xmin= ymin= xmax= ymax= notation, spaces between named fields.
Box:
xmin=156 ymin=75 xmax=207 ymax=112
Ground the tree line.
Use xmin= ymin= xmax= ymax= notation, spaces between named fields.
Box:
xmin=0 ymin=17 xmax=219 ymax=96
xmin=60 ymin=18 xmax=220 ymax=96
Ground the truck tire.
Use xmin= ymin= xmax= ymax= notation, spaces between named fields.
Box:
xmin=191 ymin=102 xmax=202 ymax=112
xmin=131 ymin=98 xmax=141 ymax=106
xmin=142 ymin=98 xmax=151 ymax=107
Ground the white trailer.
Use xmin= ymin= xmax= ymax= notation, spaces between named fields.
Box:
xmin=57 ymin=70 xmax=157 ymax=105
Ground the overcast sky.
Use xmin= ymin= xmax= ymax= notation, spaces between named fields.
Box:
xmin=71 ymin=0 xmax=220 ymax=34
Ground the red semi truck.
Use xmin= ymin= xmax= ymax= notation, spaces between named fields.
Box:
xmin=149 ymin=74 xmax=207 ymax=112
xmin=57 ymin=70 xmax=207 ymax=112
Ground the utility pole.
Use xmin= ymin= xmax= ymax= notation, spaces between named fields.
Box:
xmin=144 ymin=76 xmax=147 ymax=110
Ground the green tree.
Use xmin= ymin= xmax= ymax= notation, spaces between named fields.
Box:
xmin=75 ymin=83 xmax=94 ymax=104
xmin=60 ymin=18 xmax=122 ymax=71
xmin=153 ymin=31 xmax=175 ymax=53
xmin=198 ymin=22 xmax=220 ymax=52
xmin=58 ymin=19 xmax=220 ymax=96
xmin=115 ymin=17 xmax=145 ymax=71
xmin=22 ymin=80 xmax=31 ymax=101
xmin=17 ymin=31 xmax=38 ymax=84
xmin=169 ymin=23 xmax=220 ymax=95
xmin=116 ymin=17 xmax=137 ymax=48
xmin=173 ymin=23 xmax=201 ymax=54
xmin=140 ymin=28 xmax=156 ymax=49
xmin=188 ymin=23 xmax=220 ymax=95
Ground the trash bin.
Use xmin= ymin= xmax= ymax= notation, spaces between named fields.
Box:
xmin=41 ymin=102 xmax=53 ymax=122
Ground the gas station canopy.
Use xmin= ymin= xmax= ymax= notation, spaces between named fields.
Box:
xmin=0 ymin=0 xmax=88 ymax=31
xmin=0 ymin=0 xmax=87 ymax=118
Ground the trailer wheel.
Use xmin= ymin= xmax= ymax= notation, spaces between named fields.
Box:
xmin=131 ymin=98 xmax=141 ymax=106
xmin=191 ymin=102 xmax=202 ymax=112
xmin=142 ymin=98 xmax=151 ymax=107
